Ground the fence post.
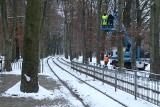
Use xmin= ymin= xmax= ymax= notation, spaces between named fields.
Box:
xmin=157 ymin=81 xmax=160 ymax=106
xmin=102 ymin=65 xmax=105 ymax=85
xmin=0 ymin=58 xmax=2 ymax=73
xmin=134 ymin=70 xmax=137 ymax=100
xmin=115 ymin=67 xmax=118 ymax=92
xmin=20 ymin=60 xmax=22 ymax=70
xmin=86 ymin=63 xmax=88 ymax=77
xmin=42 ymin=59 xmax=43 ymax=73
xmin=72 ymin=61 xmax=74 ymax=71
xmin=76 ymin=62 xmax=78 ymax=73
xmin=94 ymin=63 xmax=95 ymax=80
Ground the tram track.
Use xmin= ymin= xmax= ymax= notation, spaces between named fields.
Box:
xmin=47 ymin=57 xmax=128 ymax=107
xmin=47 ymin=57 xmax=89 ymax=107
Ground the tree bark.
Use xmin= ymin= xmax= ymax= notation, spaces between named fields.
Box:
xmin=150 ymin=0 xmax=160 ymax=79
xmin=63 ymin=1 xmax=69 ymax=59
xmin=131 ymin=0 xmax=136 ymax=69
xmin=123 ymin=0 xmax=132 ymax=28
xmin=69 ymin=1 xmax=74 ymax=61
xmin=96 ymin=0 xmax=102 ymax=64
xmin=82 ymin=0 xmax=87 ymax=63
xmin=20 ymin=0 xmax=43 ymax=93
xmin=0 ymin=0 xmax=12 ymax=71
xmin=12 ymin=0 xmax=19 ymax=60
xmin=118 ymin=0 xmax=124 ymax=69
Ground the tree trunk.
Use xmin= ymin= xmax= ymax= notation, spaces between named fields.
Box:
xmin=123 ymin=0 xmax=132 ymax=28
xmin=69 ymin=1 xmax=74 ymax=61
xmin=101 ymin=31 xmax=105 ymax=60
xmin=150 ymin=0 xmax=160 ymax=79
xmin=82 ymin=0 xmax=87 ymax=63
xmin=89 ymin=1 xmax=93 ymax=62
xmin=12 ymin=0 xmax=19 ymax=60
xmin=131 ymin=0 xmax=136 ymax=69
xmin=0 ymin=0 xmax=12 ymax=71
xmin=20 ymin=0 xmax=43 ymax=93
xmin=63 ymin=1 xmax=69 ymax=59
xmin=64 ymin=20 xmax=68 ymax=59
xmin=118 ymin=0 xmax=124 ymax=69
xmin=96 ymin=0 xmax=102 ymax=64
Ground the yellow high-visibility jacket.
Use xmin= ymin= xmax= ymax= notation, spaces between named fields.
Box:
xmin=102 ymin=15 xmax=108 ymax=25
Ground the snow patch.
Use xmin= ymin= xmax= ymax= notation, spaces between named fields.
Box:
xmin=1 ymin=81 xmax=55 ymax=100
xmin=24 ymin=74 xmax=31 ymax=81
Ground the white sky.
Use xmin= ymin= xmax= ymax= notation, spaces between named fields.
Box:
xmin=0 ymin=55 xmax=157 ymax=107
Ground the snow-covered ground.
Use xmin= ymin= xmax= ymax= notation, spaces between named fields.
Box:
xmin=1 ymin=55 xmax=158 ymax=107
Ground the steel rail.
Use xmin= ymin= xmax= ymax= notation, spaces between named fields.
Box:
xmin=47 ymin=57 xmax=89 ymax=107
xmin=54 ymin=57 xmax=128 ymax=107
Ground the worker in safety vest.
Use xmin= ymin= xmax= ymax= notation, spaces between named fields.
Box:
xmin=102 ymin=13 xmax=108 ymax=27
xmin=104 ymin=55 xmax=109 ymax=67
xmin=107 ymin=14 xmax=114 ymax=28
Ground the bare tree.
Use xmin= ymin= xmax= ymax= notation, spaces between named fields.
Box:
xmin=20 ymin=0 xmax=43 ymax=93
xmin=81 ymin=0 xmax=87 ymax=63
xmin=149 ymin=0 xmax=160 ymax=79
xmin=136 ymin=0 xmax=150 ymax=28
xmin=131 ymin=0 xmax=136 ymax=69
xmin=0 ymin=0 xmax=12 ymax=71
xmin=11 ymin=0 xmax=20 ymax=60
xmin=96 ymin=0 xmax=102 ymax=64
xmin=117 ymin=0 xmax=124 ymax=68
xmin=123 ymin=0 xmax=132 ymax=28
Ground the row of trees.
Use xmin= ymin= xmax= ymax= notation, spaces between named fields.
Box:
xmin=0 ymin=0 xmax=62 ymax=70
xmin=61 ymin=0 xmax=150 ymax=65
xmin=0 ymin=0 xmax=62 ymax=92
xmin=61 ymin=0 xmax=160 ymax=78
xmin=0 ymin=0 xmax=159 ymax=92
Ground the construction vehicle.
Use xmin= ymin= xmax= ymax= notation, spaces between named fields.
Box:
xmin=102 ymin=11 xmax=148 ymax=70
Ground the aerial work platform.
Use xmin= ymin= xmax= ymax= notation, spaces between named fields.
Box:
xmin=101 ymin=25 xmax=115 ymax=32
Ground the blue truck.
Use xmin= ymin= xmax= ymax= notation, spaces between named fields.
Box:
xmin=102 ymin=12 xmax=148 ymax=70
